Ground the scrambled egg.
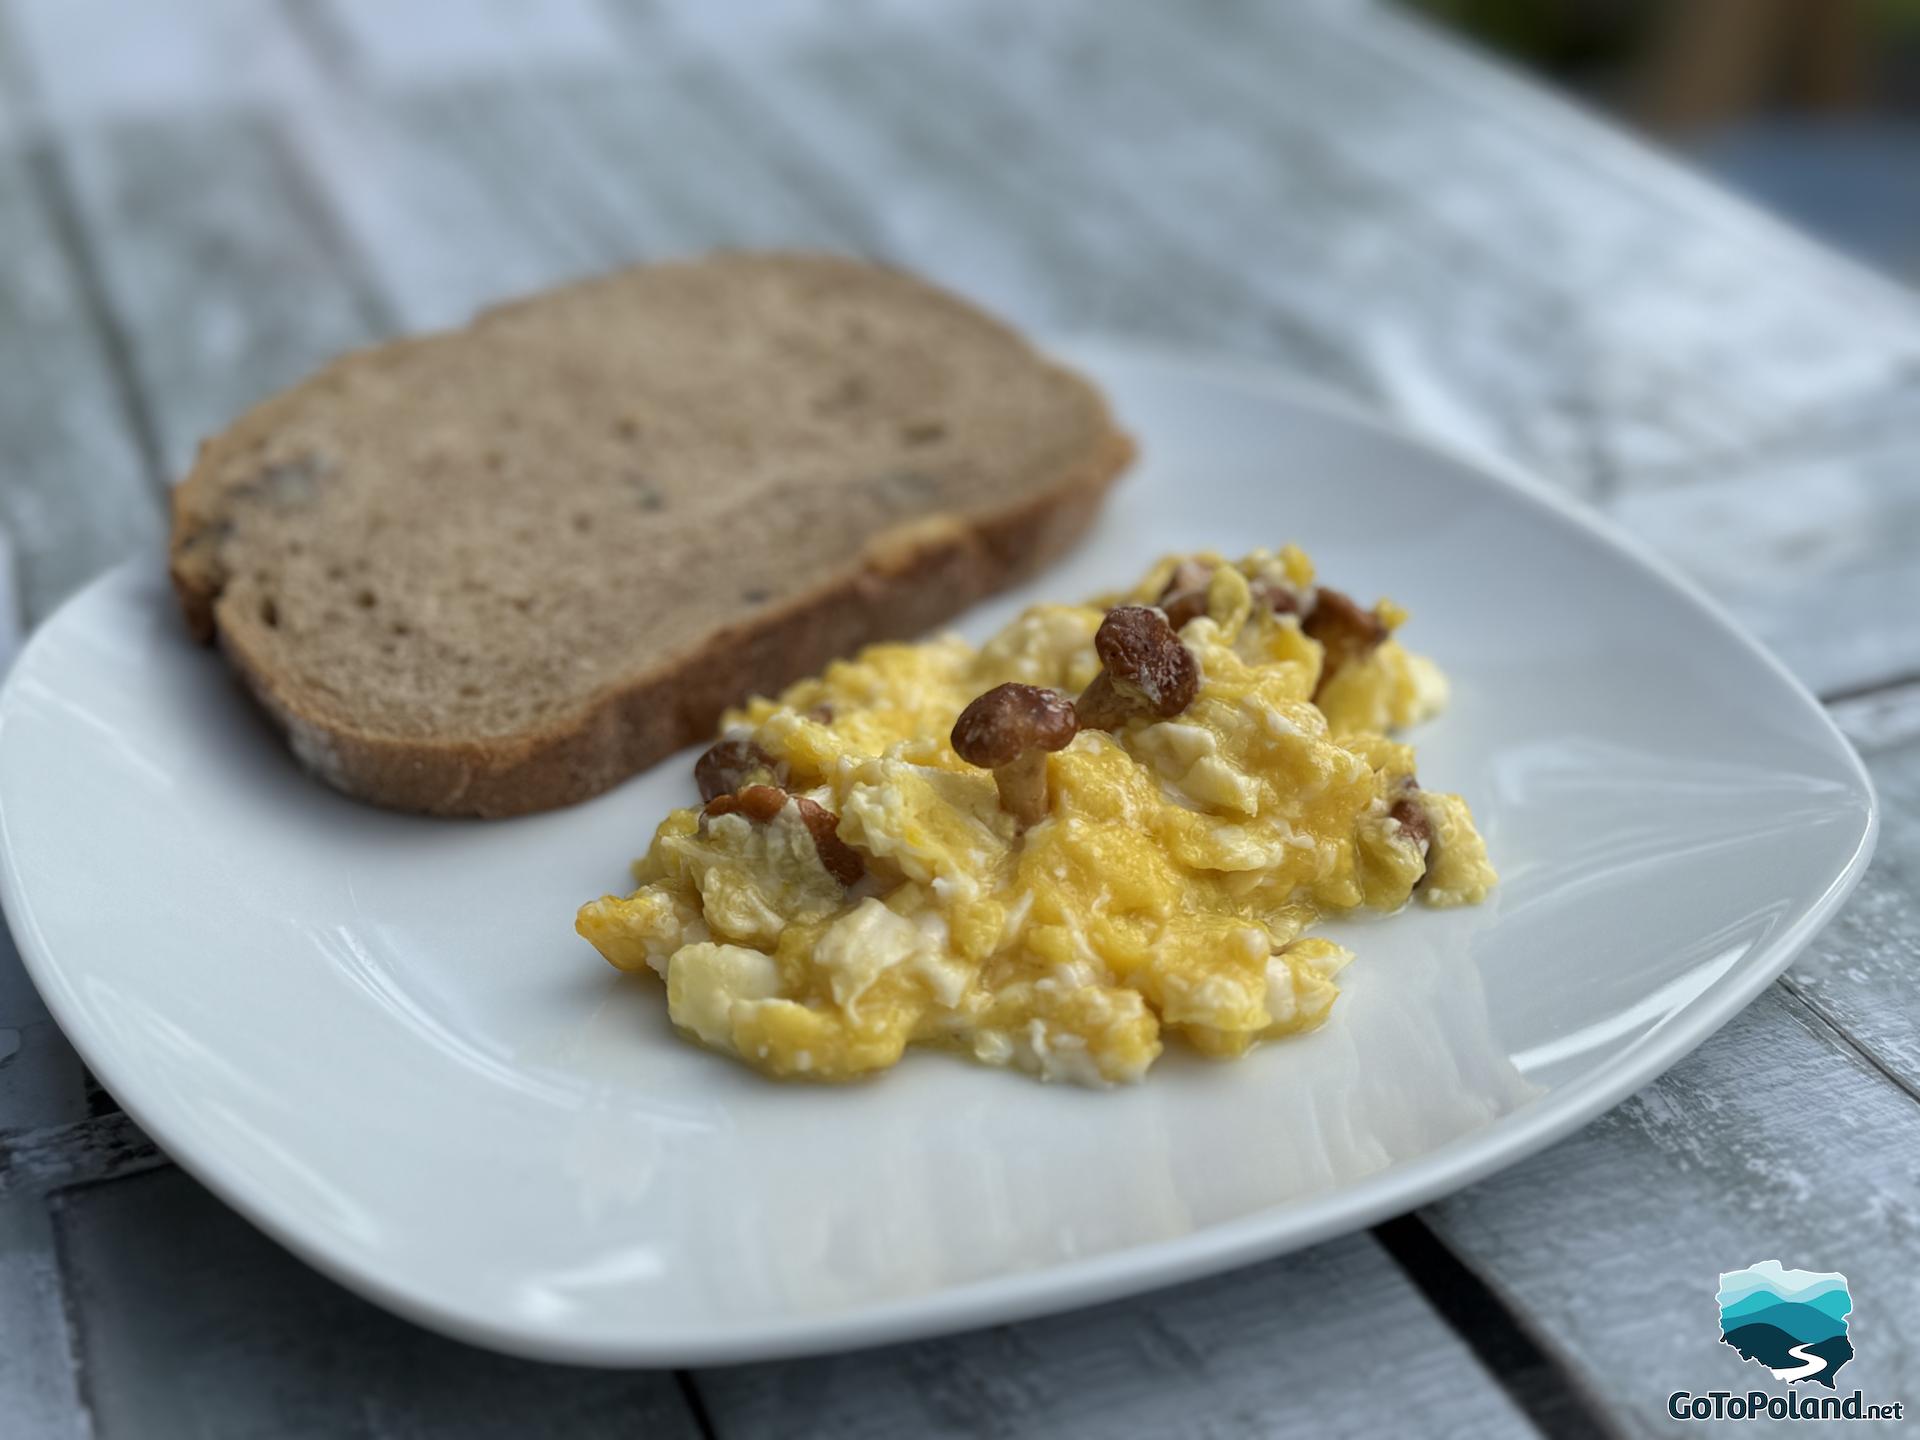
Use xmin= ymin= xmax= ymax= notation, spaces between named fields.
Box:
xmin=578 ymin=547 xmax=1495 ymax=1086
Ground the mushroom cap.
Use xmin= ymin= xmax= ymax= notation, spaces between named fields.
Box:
xmin=695 ymin=735 xmax=780 ymax=802
xmin=951 ymin=683 xmax=1080 ymax=767
xmin=1301 ymin=587 xmax=1387 ymax=697
xmin=703 ymin=784 xmax=863 ymax=885
xmin=703 ymin=783 xmax=788 ymax=823
xmin=1156 ymin=559 xmax=1216 ymax=630
xmin=1094 ymin=605 xmax=1199 ymax=717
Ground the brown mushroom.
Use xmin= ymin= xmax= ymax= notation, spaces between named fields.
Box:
xmin=703 ymin=784 xmax=864 ymax=885
xmin=1075 ymin=605 xmax=1200 ymax=730
xmin=1302 ymin=587 xmax=1387 ymax=699
xmin=1251 ymin=577 xmax=1302 ymax=616
xmin=1156 ymin=559 xmax=1216 ymax=630
xmin=1388 ymin=780 xmax=1430 ymax=851
xmin=950 ymin=683 xmax=1080 ymax=827
xmin=1388 ymin=778 xmax=1433 ymax=884
xmin=694 ymin=736 xmax=784 ymax=803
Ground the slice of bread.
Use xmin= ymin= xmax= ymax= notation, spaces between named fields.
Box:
xmin=169 ymin=253 xmax=1132 ymax=816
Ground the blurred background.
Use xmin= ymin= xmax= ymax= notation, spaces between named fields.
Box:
xmin=1413 ymin=0 xmax=1920 ymax=281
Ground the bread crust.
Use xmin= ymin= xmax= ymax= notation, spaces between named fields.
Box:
xmin=169 ymin=258 xmax=1133 ymax=817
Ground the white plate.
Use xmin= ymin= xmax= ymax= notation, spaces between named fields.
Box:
xmin=0 ymin=342 xmax=1876 ymax=1366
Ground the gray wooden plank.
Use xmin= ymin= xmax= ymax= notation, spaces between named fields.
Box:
xmin=58 ymin=109 xmax=389 ymax=480
xmin=286 ymin=62 xmax=881 ymax=334
xmin=625 ymin=0 xmax=1920 ymax=509
xmin=695 ymin=1232 xmax=1540 ymax=1440
xmin=0 ymin=140 xmax=157 ymax=1144
xmin=1830 ymin=680 xmax=1920 ymax=755
xmin=0 ymin=1112 xmax=164 ymax=1198
xmin=317 ymin=0 xmax=620 ymax=85
xmin=0 ymin=518 xmax=84 ymax=1436
xmin=642 ymin=3 xmax=1377 ymax=389
xmin=1209 ymin=0 xmax=1920 ymax=489
xmin=0 ymin=932 xmax=92 ymax=1140
xmin=467 ymin=63 xmax=875 ymax=257
xmin=1778 ymin=706 xmax=1920 ymax=1103
xmin=1423 ymin=986 xmax=1920 ymax=1430
xmin=0 ymin=144 xmax=159 ymax=626
xmin=1610 ymin=405 xmax=1920 ymax=700
xmin=641 ymin=0 xmax=1920 ymax=698
xmin=0 ymin=1194 xmax=87 ymax=1439
xmin=285 ymin=84 xmax=612 ymax=331
xmin=53 ymin=1165 xmax=701 ymax=1440
xmin=2 ymin=0 xmax=321 ymax=126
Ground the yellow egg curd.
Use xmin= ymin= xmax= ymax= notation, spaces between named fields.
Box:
xmin=577 ymin=546 xmax=1495 ymax=1086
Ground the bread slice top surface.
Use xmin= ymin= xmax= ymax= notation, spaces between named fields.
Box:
xmin=171 ymin=253 xmax=1128 ymax=754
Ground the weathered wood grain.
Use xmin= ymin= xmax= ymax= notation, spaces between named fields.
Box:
xmin=664 ymin=7 xmax=1376 ymax=388
xmin=481 ymin=63 xmax=874 ymax=256
xmin=0 ymin=522 xmax=83 ymax=1432
xmin=318 ymin=0 xmax=621 ymax=85
xmin=0 ymin=1195 xmax=87 ymax=1439
xmin=695 ymin=1232 xmax=1539 ymax=1440
xmin=1777 ymin=721 xmax=1920 ymax=1104
xmin=57 ymin=110 xmax=389 ymax=480
xmin=1423 ymin=985 xmax=1920 ymax=1428
xmin=53 ymin=1166 xmax=702 ymax=1440
xmin=1222 ymin=0 xmax=1920 ymax=490
xmin=0 ymin=1112 xmax=163 ymax=1198
xmin=0 ymin=145 xmax=159 ymax=625
xmin=0 ymin=141 xmax=157 ymax=1142
xmin=1830 ymin=681 xmax=1920 ymax=754
xmin=1610 ymin=402 xmax=1920 ymax=699
xmin=285 ymin=83 xmax=613 ymax=332
xmin=677 ymin=0 xmax=1920 ymax=501
xmin=3 ymin=0 xmax=320 ymax=126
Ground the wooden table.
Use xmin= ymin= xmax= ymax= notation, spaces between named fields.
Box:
xmin=2 ymin=2 xmax=1917 ymax=1435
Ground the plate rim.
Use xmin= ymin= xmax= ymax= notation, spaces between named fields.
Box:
xmin=0 ymin=338 xmax=1880 ymax=1366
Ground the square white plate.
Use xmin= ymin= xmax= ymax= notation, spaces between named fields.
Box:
xmin=0 ymin=341 xmax=1876 ymax=1365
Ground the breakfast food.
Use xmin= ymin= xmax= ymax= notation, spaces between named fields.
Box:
xmin=578 ymin=547 xmax=1496 ymax=1085
xmin=168 ymin=253 xmax=1132 ymax=816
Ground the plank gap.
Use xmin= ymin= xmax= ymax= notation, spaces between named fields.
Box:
xmin=1776 ymin=975 xmax=1920 ymax=1111
xmin=1820 ymin=667 xmax=1920 ymax=707
xmin=81 ymin=1070 xmax=119 ymax=1121
xmin=1374 ymin=1214 xmax=1621 ymax=1440
xmin=1826 ymin=679 xmax=1920 ymax=752
xmin=672 ymin=1369 xmax=719 ymax=1440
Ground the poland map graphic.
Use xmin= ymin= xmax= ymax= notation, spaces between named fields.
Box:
xmin=1717 ymin=1261 xmax=1854 ymax=1389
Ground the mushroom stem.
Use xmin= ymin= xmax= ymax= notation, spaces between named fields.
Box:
xmin=1156 ymin=559 xmax=1215 ymax=630
xmin=1072 ymin=670 xmax=1132 ymax=730
xmin=992 ymin=748 xmax=1052 ymax=828
xmin=1074 ymin=605 xmax=1200 ymax=731
xmin=950 ymin=682 xmax=1080 ymax=830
